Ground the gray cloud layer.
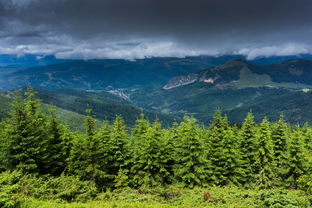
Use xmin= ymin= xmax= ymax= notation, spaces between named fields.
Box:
xmin=0 ymin=0 xmax=312 ymax=59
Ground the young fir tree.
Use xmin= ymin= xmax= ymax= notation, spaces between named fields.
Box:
xmin=126 ymin=113 xmax=150 ymax=171
xmin=161 ymin=121 xmax=180 ymax=185
xmin=255 ymin=118 xmax=276 ymax=189
xmin=96 ymin=120 xmax=116 ymax=187
xmin=4 ymin=89 xmax=49 ymax=174
xmin=239 ymin=112 xmax=258 ymax=184
xmin=44 ymin=109 xmax=68 ymax=175
xmin=173 ymin=116 xmax=208 ymax=188
xmin=0 ymin=120 xmax=8 ymax=171
xmin=302 ymin=122 xmax=312 ymax=152
xmin=286 ymin=126 xmax=308 ymax=189
xmin=105 ymin=116 xmax=127 ymax=178
xmin=271 ymin=115 xmax=290 ymax=181
xmin=131 ymin=112 xmax=150 ymax=143
xmin=130 ymin=121 xmax=172 ymax=187
xmin=207 ymin=110 xmax=243 ymax=185
xmin=68 ymin=109 xmax=107 ymax=189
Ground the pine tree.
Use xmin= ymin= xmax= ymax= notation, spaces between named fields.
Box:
xmin=207 ymin=110 xmax=243 ymax=185
xmin=174 ymin=116 xmax=208 ymax=188
xmin=239 ymin=112 xmax=258 ymax=184
xmin=255 ymin=118 xmax=276 ymax=189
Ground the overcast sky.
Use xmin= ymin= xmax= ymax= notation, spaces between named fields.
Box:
xmin=0 ymin=0 xmax=312 ymax=60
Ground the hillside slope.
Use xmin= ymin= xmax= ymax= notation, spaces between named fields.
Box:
xmin=130 ymin=59 xmax=312 ymax=124
xmin=0 ymin=88 xmax=177 ymax=127
xmin=226 ymin=90 xmax=312 ymax=124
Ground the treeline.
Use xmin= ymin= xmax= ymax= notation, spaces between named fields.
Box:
xmin=0 ymin=89 xmax=312 ymax=193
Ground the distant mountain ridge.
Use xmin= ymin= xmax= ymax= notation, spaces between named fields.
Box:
xmin=2 ymin=55 xmax=312 ymax=125
xmin=0 ymin=54 xmax=70 ymax=68
xmin=2 ymin=55 xmax=312 ymax=90
xmin=129 ymin=59 xmax=312 ymax=124
xmin=163 ymin=59 xmax=312 ymax=90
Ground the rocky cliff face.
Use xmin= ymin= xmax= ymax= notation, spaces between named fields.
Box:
xmin=162 ymin=60 xmax=248 ymax=90
xmin=163 ymin=73 xmax=198 ymax=89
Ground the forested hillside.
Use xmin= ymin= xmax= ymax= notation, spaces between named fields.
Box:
xmin=0 ymin=88 xmax=177 ymax=128
xmin=0 ymin=89 xmax=311 ymax=207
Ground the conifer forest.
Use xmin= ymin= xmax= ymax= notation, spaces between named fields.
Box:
xmin=0 ymin=88 xmax=311 ymax=207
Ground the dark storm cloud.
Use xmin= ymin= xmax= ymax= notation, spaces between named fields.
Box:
xmin=0 ymin=0 xmax=312 ymax=59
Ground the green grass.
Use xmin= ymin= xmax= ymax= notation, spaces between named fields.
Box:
xmin=18 ymin=186 xmax=311 ymax=208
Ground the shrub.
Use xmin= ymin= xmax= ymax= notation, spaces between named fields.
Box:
xmin=0 ymin=171 xmax=24 ymax=208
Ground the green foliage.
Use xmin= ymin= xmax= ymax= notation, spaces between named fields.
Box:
xmin=255 ymin=118 xmax=276 ymax=189
xmin=130 ymin=121 xmax=172 ymax=187
xmin=240 ymin=112 xmax=258 ymax=184
xmin=298 ymin=174 xmax=312 ymax=195
xmin=271 ymin=115 xmax=290 ymax=183
xmin=286 ymin=126 xmax=308 ymax=188
xmin=0 ymin=171 xmax=23 ymax=208
xmin=0 ymin=88 xmax=312 ymax=208
xmin=16 ymin=185 xmax=311 ymax=208
xmin=68 ymin=110 xmax=109 ymax=190
xmin=0 ymin=171 xmax=97 ymax=206
xmin=256 ymin=189 xmax=310 ymax=208
xmin=173 ymin=116 xmax=208 ymax=188
xmin=207 ymin=110 xmax=243 ymax=185
xmin=2 ymin=89 xmax=49 ymax=174
xmin=44 ymin=109 xmax=69 ymax=175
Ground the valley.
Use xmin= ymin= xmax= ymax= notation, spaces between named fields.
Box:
xmin=2 ymin=55 xmax=312 ymax=126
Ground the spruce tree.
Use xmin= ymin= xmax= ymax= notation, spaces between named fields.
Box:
xmin=302 ymin=122 xmax=312 ymax=152
xmin=96 ymin=120 xmax=116 ymax=187
xmin=174 ymin=116 xmax=207 ymax=188
xmin=255 ymin=118 xmax=276 ymax=189
xmin=207 ymin=110 xmax=243 ymax=185
xmin=106 ymin=116 xmax=127 ymax=177
xmin=68 ymin=109 xmax=107 ymax=189
xmin=271 ymin=115 xmax=290 ymax=181
xmin=127 ymin=113 xmax=150 ymax=170
xmin=286 ymin=126 xmax=308 ymax=189
xmin=240 ymin=112 xmax=258 ymax=184
xmin=4 ymin=89 xmax=49 ymax=174
xmin=44 ymin=109 xmax=68 ymax=175
xmin=131 ymin=112 xmax=150 ymax=143
xmin=130 ymin=121 xmax=172 ymax=187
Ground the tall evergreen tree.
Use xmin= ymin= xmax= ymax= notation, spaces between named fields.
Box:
xmin=286 ymin=126 xmax=308 ymax=189
xmin=68 ymin=109 xmax=107 ymax=189
xmin=106 ymin=116 xmax=127 ymax=177
xmin=302 ymin=122 xmax=312 ymax=152
xmin=131 ymin=112 xmax=150 ymax=143
xmin=255 ymin=118 xmax=276 ymax=189
xmin=130 ymin=121 xmax=172 ymax=187
xmin=240 ymin=112 xmax=258 ymax=184
xmin=207 ymin=110 xmax=243 ymax=185
xmin=44 ymin=109 xmax=68 ymax=175
xmin=174 ymin=116 xmax=208 ymax=188
xmin=271 ymin=115 xmax=290 ymax=181
xmin=4 ymin=89 xmax=49 ymax=174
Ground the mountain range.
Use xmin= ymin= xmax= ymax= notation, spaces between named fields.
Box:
xmin=2 ymin=54 xmax=312 ymax=126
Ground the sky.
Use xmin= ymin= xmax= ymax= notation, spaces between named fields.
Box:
xmin=0 ymin=0 xmax=312 ymax=60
